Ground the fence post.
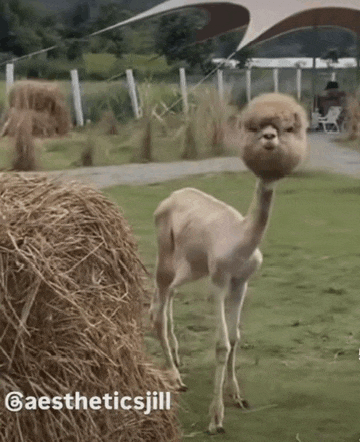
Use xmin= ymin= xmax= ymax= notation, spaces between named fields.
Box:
xmin=217 ymin=69 xmax=224 ymax=101
xmin=331 ymin=71 xmax=336 ymax=81
xmin=6 ymin=63 xmax=14 ymax=94
xmin=296 ymin=68 xmax=302 ymax=101
xmin=179 ymin=68 xmax=189 ymax=115
xmin=70 ymin=69 xmax=84 ymax=127
xmin=273 ymin=68 xmax=279 ymax=93
xmin=126 ymin=69 xmax=141 ymax=119
xmin=246 ymin=68 xmax=251 ymax=102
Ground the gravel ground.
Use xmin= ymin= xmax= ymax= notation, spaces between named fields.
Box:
xmin=7 ymin=133 xmax=360 ymax=189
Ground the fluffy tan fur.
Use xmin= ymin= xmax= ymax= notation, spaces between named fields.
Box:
xmin=239 ymin=93 xmax=308 ymax=180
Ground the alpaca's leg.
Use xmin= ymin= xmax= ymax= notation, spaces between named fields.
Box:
xmin=153 ymin=282 xmax=186 ymax=391
xmin=168 ymin=293 xmax=180 ymax=367
xmin=208 ymin=287 xmax=230 ymax=434
xmin=225 ymin=279 xmax=249 ymax=408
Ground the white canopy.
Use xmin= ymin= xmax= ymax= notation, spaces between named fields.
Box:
xmin=91 ymin=0 xmax=360 ymax=51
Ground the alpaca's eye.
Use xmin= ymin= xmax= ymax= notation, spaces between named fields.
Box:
xmin=285 ymin=127 xmax=294 ymax=133
xmin=248 ymin=126 xmax=258 ymax=133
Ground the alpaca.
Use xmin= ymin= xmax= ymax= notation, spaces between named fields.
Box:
xmin=150 ymin=93 xmax=308 ymax=434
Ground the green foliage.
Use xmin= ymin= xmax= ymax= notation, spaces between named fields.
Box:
xmin=83 ymin=84 xmax=134 ymax=123
xmin=0 ymin=0 xmax=61 ymax=57
xmin=15 ymin=57 xmax=86 ymax=80
xmin=110 ymin=53 xmax=175 ymax=81
xmin=155 ymin=10 xmax=216 ymax=74
xmin=233 ymin=46 xmax=255 ymax=68
xmin=87 ymin=3 xmax=130 ymax=58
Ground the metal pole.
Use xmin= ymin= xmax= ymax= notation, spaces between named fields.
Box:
xmin=70 ymin=69 xmax=84 ymax=127
xmin=179 ymin=67 xmax=189 ymax=114
xmin=6 ymin=63 xmax=14 ymax=94
xmin=273 ymin=68 xmax=279 ymax=93
xmin=126 ymin=69 xmax=141 ymax=119
xmin=296 ymin=68 xmax=302 ymax=101
xmin=246 ymin=68 xmax=251 ymax=102
xmin=217 ymin=69 xmax=224 ymax=101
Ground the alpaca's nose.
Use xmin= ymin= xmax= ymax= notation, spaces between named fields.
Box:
xmin=264 ymin=132 xmax=276 ymax=140
xmin=261 ymin=126 xmax=278 ymax=150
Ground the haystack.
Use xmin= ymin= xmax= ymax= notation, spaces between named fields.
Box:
xmin=2 ymin=81 xmax=71 ymax=137
xmin=0 ymin=175 xmax=180 ymax=442
xmin=346 ymin=94 xmax=360 ymax=140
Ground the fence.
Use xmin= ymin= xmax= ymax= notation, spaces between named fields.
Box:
xmin=3 ymin=62 xmax=360 ymax=124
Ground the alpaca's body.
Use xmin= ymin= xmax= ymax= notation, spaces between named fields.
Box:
xmin=150 ymin=93 xmax=308 ymax=434
xmin=154 ymin=187 xmax=265 ymax=286
xmin=151 ymin=183 xmax=273 ymax=433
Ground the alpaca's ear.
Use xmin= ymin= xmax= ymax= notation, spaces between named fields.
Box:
xmin=294 ymin=111 xmax=309 ymax=131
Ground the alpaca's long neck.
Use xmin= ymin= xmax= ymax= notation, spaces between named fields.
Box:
xmin=243 ymin=179 xmax=275 ymax=253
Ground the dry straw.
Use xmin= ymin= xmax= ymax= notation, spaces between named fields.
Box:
xmin=0 ymin=175 xmax=179 ymax=442
xmin=2 ymin=81 xmax=71 ymax=138
xmin=345 ymin=94 xmax=360 ymax=140
xmin=12 ymin=112 xmax=38 ymax=171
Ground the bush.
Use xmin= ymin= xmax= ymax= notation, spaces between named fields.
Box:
xmin=15 ymin=58 xmax=86 ymax=81
xmin=83 ymin=84 xmax=134 ymax=123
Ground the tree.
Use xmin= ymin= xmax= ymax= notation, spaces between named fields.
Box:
xmin=155 ymin=10 xmax=216 ymax=73
xmin=321 ymin=48 xmax=350 ymax=67
xmin=233 ymin=46 xmax=255 ymax=68
xmin=0 ymin=0 xmax=61 ymax=58
xmin=216 ymin=31 xmax=254 ymax=68
xmin=88 ymin=3 xmax=131 ymax=58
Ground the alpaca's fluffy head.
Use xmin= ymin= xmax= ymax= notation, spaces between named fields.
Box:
xmin=239 ymin=93 xmax=308 ymax=180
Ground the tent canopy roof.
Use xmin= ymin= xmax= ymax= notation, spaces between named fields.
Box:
xmin=91 ymin=0 xmax=360 ymax=52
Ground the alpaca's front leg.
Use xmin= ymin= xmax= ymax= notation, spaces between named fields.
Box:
xmin=208 ymin=290 xmax=230 ymax=434
xmin=225 ymin=280 xmax=249 ymax=408
xmin=168 ymin=294 xmax=180 ymax=367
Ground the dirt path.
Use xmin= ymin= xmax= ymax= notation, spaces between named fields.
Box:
xmin=17 ymin=134 xmax=360 ymax=189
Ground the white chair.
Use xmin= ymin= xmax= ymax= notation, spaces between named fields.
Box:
xmin=317 ymin=106 xmax=342 ymax=133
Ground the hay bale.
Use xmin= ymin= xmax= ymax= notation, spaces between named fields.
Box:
xmin=99 ymin=110 xmax=119 ymax=135
xmin=0 ymin=175 xmax=179 ymax=442
xmin=346 ymin=94 xmax=360 ymax=140
xmin=2 ymin=81 xmax=71 ymax=138
xmin=12 ymin=112 xmax=38 ymax=171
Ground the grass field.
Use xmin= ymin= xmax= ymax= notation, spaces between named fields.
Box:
xmin=104 ymin=170 xmax=360 ymax=441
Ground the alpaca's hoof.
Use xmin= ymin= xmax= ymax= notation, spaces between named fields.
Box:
xmin=205 ymin=426 xmax=226 ymax=435
xmin=236 ymin=398 xmax=250 ymax=409
xmin=177 ymin=383 xmax=188 ymax=392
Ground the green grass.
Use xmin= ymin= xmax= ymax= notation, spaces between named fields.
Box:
xmin=83 ymin=53 xmax=117 ymax=77
xmin=103 ymin=171 xmax=360 ymax=441
xmin=114 ymin=53 xmax=174 ymax=78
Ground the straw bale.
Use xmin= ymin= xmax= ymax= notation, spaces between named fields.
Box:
xmin=99 ymin=110 xmax=119 ymax=135
xmin=12 ymin=112 xmax=38 ymax=171
xmin=0 ymin=175 xmax=179 ymax=442
xmin=2 ymin=81 xmax=71 ymax=138
xmin=346 ymin=94 xmax=360 ymax=140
